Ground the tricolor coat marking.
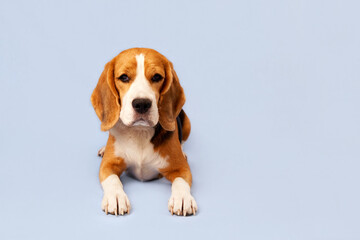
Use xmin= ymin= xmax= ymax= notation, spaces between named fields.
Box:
xmin=91 ymin=48 xmax=197 ymax=216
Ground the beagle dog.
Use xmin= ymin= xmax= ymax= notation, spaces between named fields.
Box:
xmin=91 ymin=48 xmax=197 ymax=216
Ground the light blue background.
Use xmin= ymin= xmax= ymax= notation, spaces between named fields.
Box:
xmin=1 ymin=0 xmax=359 ymax=239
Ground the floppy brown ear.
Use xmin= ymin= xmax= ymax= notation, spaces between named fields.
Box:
xmin=91 ymin=60 xmax=120 ymax=131
xmin=158 ymin=62 xmax=186 ymax=131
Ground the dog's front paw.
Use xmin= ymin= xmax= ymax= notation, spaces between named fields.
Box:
xmin=168 ymin=191 xmax=197 ymax=216
xmin=101 ymin=190 xmax=131 ymax=215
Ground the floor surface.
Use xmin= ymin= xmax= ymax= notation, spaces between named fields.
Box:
xmin=1 ymin=1 xmax=359 ymax=239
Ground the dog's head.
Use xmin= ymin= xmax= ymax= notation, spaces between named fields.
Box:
xmin=91 ymin=48 xmax=185 ymax=132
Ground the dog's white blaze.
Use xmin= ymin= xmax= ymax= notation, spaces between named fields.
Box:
xmin=110 ymin=123 xmax=168 ymax=181
xmin=136 ymin=54 xmax=145 ymax=78
xmin=119 ymin=54 xmax=159 ymax=126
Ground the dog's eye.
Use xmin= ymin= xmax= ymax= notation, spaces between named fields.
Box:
xmin=151 ymin=73 xmax=163 ymax=82
xmin=118 ymin=74 xmax=130 ymax=83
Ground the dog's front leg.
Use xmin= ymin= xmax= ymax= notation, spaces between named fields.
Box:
xmin=160 ymin=165 xmax=198 ymax=216
xmin=99 ymin=155 xmax=130 ymax=215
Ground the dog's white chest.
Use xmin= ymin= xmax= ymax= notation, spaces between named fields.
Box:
xmin=110 ymin=126 xmax=168 ymax=181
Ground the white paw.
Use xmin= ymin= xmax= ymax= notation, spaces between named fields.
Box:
xmin=168 ymin=191 xmax=197 ymax=216
xmin=168 ymin=178 xmax=197 ymax=216
xmin=101 ymin=190 xmax=131 ymax=215
xmin=101 ymin=174 xmax=130 ymax=215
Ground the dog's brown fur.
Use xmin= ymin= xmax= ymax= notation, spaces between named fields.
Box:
xmin=91 ymin=48 xmax=192 ymax=186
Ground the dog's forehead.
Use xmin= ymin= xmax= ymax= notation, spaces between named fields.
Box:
xmin=114 ymin=48 xmax=167 ymax=72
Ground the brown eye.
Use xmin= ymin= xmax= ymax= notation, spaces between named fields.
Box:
xmin=151 ymin=73 xmax=163 ymax=82
xmin=118 ymin=74 xmax=130 ymax=83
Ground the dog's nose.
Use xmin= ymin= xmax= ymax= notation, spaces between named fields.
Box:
xmin=132 ymin=98 xmax=152 ymax=114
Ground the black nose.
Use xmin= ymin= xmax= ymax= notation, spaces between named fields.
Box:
xmin=132 ymin=98 xmax=152 ymax=114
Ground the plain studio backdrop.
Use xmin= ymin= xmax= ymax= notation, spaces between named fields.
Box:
xmin=1 ymin=0 xmax=359 ymax=239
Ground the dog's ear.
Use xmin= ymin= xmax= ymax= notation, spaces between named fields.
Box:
xmin=158 ymin=61 xmax=186 ymax=131
xmin=91 ymin=60 xmax=120 ymax=131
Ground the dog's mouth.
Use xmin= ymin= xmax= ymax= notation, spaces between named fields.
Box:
xmin=131 ymin=118 xmax=153 ymax=127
